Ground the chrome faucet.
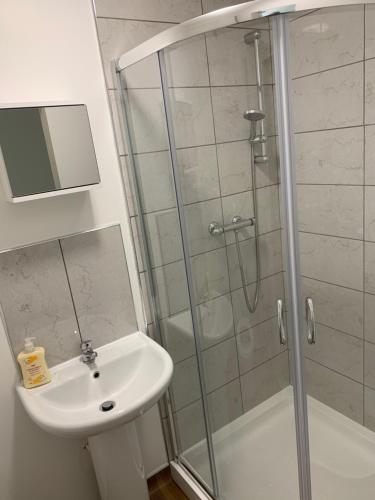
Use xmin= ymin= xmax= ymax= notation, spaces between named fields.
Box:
xmin=80 ymin=340 xmax=98 ymax=364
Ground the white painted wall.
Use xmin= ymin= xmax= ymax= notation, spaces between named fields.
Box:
xmin=0 ymin=1 xmax=166 ymax=498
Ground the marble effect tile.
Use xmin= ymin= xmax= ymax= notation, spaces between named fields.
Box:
xmin=144 ymin=209 xmax=183 ymax=267
xmin=365 ymin=4 xmax=375 ymax=60
xmin=365 ymin=241 xmax=375 ymax=294
xmin=153 ymin=260 xmax=189 ymax=319
xmin=365 ymin=186 xmax=375 ymax=242
xmin=197 ymin=293 xmax=234 ymax=350
xmin=205 ymin=27 xmax=272 ymax=86
xmin=169 ymin=87 xmax=215 ymax=149
xmin=126 ymin=88 xmax=168 ymax=154
xmin=232 ymin=273 xmax=285 ymax=334
xmin=174 ymin=399 xmax=206 ymax=451
xmin=135 ymin=151 xmax=175 ymax=213
xmin=297 ymin=185 xmax=363 ymax=239
xmin=365 ymin=293 xmax=375 ymax=344
xmin=207 ymin=378 xmax=243 ymax=432
xmin=290 ymin=5 xmax=364 ymax=78
xmin=304 ymin=324 xmax=363 ymax=383
xmin=305 ymin=359 xmax=363 ymax=423
xmin=177 ymin=145 xmax=220 ymax=205
xmin=0 ymin=241 xmax=80 ymax=367
xmin=191 ymin=247 xmax=230 ymax=304
xmin=295 ymin=127 xmax=364 ymax=185
xmin=97 ymin=18 xmax=170 ymax=89
xmin=302 ymin=277 xmax=363 ymax=339
xmin=217 ymin=139 xmax=278 ymax=196
xmin=237 ymin=317 xmax=287 ymax=374
xmin=293 ymin=63 xmax=363 ymax=133
xmin=227 ymin=230 xmax=283 ymax=290
xmin=165 ymin=35 xmax=209 ymax=87
xmin=185 ymin=198 xmax=225 ymax=256
xmin=240 ymin=351 xmax=290 ymax=412
xmin=61 ymin=225 xmax=137 ymax=348
xmin=211 ymin=85 xmax=275 ymax=143
xmin=160 ymin=310 xmax=194 ymax=364
xmin=299 ymin=233 xmax=363 ymax=291
xmin=365 ymin=58 xmax=375 ymax=125
xmin=364 ymin=340 xmax=375 ymax=390
xmin=364 ymin=386 xmax=375 ymax=432
xmin=202 ymin=337 xmax=239 ymax=393
xmin=95 ymin=0 xmax=202 ymax=23
xmin=170 ymin=355 xmax=200 ymax=411
xmin=365 ymin=125 xmax=375 ymax=185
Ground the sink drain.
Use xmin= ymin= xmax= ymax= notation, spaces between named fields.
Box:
xmin=100 ymin=401 xmax=115 ymax=412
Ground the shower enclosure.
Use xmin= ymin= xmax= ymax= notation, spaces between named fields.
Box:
xmin=116 ymin=1 xmax=375 ymax=498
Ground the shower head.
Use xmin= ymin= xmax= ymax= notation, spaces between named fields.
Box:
xmin=243 ymin=109 xmax=265 ymax=122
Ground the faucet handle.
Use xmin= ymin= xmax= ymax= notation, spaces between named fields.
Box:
xmin=81 ymin=339 xmax=93 ymax=351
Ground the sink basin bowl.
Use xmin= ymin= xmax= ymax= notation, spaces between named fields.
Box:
xmin=17 ymin=331 xmax=173 ymax=439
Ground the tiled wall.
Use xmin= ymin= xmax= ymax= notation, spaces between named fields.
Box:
xmin=95 ymin=0 xmax=289 ymax=452
xmin=290 ymin=5 xmax=375 ymax=429
xmin=0 ymin=225 xmax=137 ymax=367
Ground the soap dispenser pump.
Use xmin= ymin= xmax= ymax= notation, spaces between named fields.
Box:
xmin=17 ymin=337 xmax=51 ymax=389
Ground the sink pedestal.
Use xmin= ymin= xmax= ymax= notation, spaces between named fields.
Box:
xmin=89 ymin=421 xmax=149 ymax=500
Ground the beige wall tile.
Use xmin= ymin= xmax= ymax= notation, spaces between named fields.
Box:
xmin=95 ymin=0 xmax=202 ymax=23
xmin=241 ymin=352 xmax=290 ymax=411
xmin=290 ymin=5 xmax=364 ymax=78
xmin=365 ymin=293 xmax=375 ymax=343
xmin=365 ymin=4 xmax=375 ymax=59
xmin=97 ymin=18 xmax=170 ymax=88
xmin=237 ymin=317 xmax=287 ymax=374
xmin=302 ymin=277 xmax=363 ymax=339
xmin=300 ymin=233 xmax=363 ymax=290
xmin=304 ymin=324 xmax=363 ymax=382
xmin=295 ymin=127 xmax=364 ymax=185
xmin=61 ymin=225 xmax=138 ymax=347
xmin=365 ymin=241 xmax=375 ymax=294
xmin=306 ymin=359 xmax=363 ymax=423
xmin=0 ymin=241 xmax=80 ymax=367
xmin=297 ymin=185 xmax=363 ymax=239
xmin=293 ymin=63 xmax=363 ymax=133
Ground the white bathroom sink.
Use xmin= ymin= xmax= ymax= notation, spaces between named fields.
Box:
xmin=16 ymin=331 xmax=173 ymax=439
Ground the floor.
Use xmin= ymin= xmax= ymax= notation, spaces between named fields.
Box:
xmin=148 ymin=466 xmax=189 ymax=500
xmin=183 ymin=386 xmax=375 ymax=500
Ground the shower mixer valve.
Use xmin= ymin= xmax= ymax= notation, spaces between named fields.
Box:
xmin=208 ymin=215 xmax=255 ymax=236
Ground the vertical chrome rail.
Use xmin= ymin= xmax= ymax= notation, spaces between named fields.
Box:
xmin=158 ymin=49 xmax=220 ymax=499
xmin=253 ymin=32 xmax=268 ymax=162
xmin=271 ymin=14 xmax=312 ymax=500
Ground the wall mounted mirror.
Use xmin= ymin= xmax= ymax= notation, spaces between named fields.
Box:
xmin=0 ymin=104 xmax=100 ymax=202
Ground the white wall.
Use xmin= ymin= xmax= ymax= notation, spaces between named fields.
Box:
xmin=0 ymin=1 xmax=165 ymax=498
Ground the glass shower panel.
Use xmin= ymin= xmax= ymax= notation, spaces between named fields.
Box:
xmin=162 ymin=19 xmax=301 ymax=500
xmin=118 ymin=55 xmax=215 ymax=494
xmin=287 ymin=4 xmax=375 ymax=499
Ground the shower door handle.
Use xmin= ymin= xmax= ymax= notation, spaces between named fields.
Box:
xmin=305 ymin=297 xmax=316 ymax=344
xmin=277 ymin=299 xmax=287 ymax=345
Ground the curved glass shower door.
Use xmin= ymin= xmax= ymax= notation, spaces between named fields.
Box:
xmin=117 ymin=10 xmax=312 ymax=500
xmin=159 ymin=19 xmax=306 ymax=500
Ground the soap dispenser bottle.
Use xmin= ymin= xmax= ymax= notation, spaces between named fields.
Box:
xmin=17 ymin=337 xmax=51 ymax=389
